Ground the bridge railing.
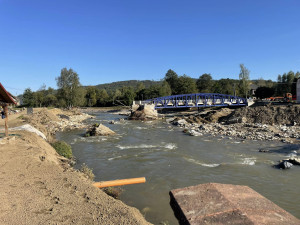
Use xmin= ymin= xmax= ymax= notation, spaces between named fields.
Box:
xmin=140 ymin=93 xmax=248 ymax=109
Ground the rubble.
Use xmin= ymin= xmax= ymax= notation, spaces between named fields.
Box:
xmin=167 ymin=105 xmax=300 ymax=143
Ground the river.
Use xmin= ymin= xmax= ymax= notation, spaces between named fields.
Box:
xmin=57 ymin=111 xmax=300 ymax=225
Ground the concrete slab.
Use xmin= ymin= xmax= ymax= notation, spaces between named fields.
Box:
xmin=170 ymin=183 xmax=300 ymax=225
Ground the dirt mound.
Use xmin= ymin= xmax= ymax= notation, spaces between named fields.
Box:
xmin=21 ymin=109 xmax=59 ymax=138
xmin=226 ymin=105 xmax=300 ymax=125
xmin=185 ymin=108 xmax=233 ymax=124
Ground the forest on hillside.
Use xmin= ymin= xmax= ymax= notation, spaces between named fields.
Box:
xmin=21 ymin=66 xmax=299 ymax=108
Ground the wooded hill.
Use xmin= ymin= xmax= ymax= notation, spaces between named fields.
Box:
xmin=93 ymin=80 xmax=161 ymax=93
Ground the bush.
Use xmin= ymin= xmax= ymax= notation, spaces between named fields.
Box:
xmin=80 ymin=163 xmax=95 ymax=181
xmin=51 ymin=141 xmax=73 ymax=159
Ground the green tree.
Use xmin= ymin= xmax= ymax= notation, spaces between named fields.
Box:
xmin=44 ymin=94 xmax=57 ymax=106
xmin=22 ymin=88 xmax=34 ymax=106
xmin=34 ymin=91 xmax=44 ymax=107
xmin=238 ymin=64 xmax=250 ymax=98
xmin=197 ymin=73 xmax=213 ymax=93
xmin=213 ymin=79 xmax=236 ymax=95
xmin=56 ymin=68 xmax=82 ymax=107
xmin=85 ymin=86 xmax=97 ymax=106
xmin=159 ymin=81 xmax=172 ymax=97
xmin=164 ymin=69 xmax=179 ymax=94
xmin=97 ymin=89 xmax=109 ymax=106
xmin=175 ymin=75 xmax=197 ymax=94
xmin=121 ymin=87 xmax=136 ymax=105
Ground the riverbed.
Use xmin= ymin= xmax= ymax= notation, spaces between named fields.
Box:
xmin=57 ymin=112 xmax=300 ymax=224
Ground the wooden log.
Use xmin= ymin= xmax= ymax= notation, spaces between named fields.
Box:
xmin=93 ymin=177 xmax=146 ymax=188
xmin=4 ymin=105 xmax=8 ymax=137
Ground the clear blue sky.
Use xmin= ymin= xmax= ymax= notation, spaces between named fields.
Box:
xmin=1 ymin=0 xmax=299 ymax=95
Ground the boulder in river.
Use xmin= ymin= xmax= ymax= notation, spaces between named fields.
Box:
xmin=86 ymin=124 xmax=116 ymax=136
xmin=129 ymin=104 xmax=158 ymax=120
xmin=275 ymin=161 xmax=293 ymax=169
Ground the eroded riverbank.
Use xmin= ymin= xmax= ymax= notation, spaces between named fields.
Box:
xmin=0 ymin=108 xmax=151 ymax=225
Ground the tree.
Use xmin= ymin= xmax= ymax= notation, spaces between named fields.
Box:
xmin=121 ymin=87 xmax=136 ymax=105
xmin=238 ymin=64 xmax=250 ymax=98
xmin=34 ymin=91 xmax=44 ymax=107
xmin=97 ymin=89 xmax=109 ymax=106
xmin=213 ymin=79 xmax=236 ymax=95
xmin=113 ymin=89 xmax=122 ymax=102
xmin=164 ymin=69 xmax=179 ymax=94
xmin=159 ymin=81 xmax=172 ymax=97
xmin=56 ymin=68 xmax=81 ymax=107
xmin=197 ymin=73 xmax=213 ymax=93
xmin=175 ymin=75 xmax=198 ymax=94
xmin=85 ymin=86 xmax=97 ymax=106
xmin=44 ymin=94 xmax=57 ymax=106
xmin=22 ymin=88 xmax=34 ymax=106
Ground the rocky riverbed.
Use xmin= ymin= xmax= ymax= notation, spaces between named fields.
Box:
xmin=165 ymin=105 xmax=300 ymax=144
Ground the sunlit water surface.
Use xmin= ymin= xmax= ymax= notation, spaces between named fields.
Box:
xmin=57 ymin=112 xmax=300 ymax=224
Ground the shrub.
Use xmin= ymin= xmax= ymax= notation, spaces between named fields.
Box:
xmin=103 ymin=187 xmax=123 ymax=199
xmin=51 ymin=141 xmax=73 ymax=159
xmin=80 ymin=163 xmax=95 ymax=181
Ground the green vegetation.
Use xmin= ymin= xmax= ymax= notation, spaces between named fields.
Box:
xmin=21 ymin=66 xmax=300 ymax=107
xmin=51 ymin=141 xmax=73 ymax=159
xmin=80 ymin=163 xmax=95 ymax=181
xmin=239 ymin=64 xmax=250 ymax=98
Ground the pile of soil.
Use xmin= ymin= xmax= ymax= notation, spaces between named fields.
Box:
xmin=0 ymin=131 xmax=150 ymax=225
xmin=19 ymin=108 xmax=91 ymax=140
xmin=185 ymin=108 xmax=233 ymax=124
xmin=225 ymin=105 xmax=300 ymax=125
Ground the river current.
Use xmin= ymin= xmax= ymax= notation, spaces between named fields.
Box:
xmin=57 ymin=112 xmax=300 ymax=224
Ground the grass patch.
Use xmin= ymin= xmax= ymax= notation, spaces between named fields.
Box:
xmin=102 ymin=187 xmax=123 ymax=199
xmin=51 ymin=141 xmax=73 ymax=159
xmin=80 ymin=163 xmax=95 ymax=181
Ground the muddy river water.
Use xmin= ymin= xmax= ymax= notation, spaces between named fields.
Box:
xmin=57 ymin=112 xmax=300 ymax=224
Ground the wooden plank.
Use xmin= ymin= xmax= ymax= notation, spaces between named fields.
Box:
xmin=4 ymin=105 xmax=8 ymax=137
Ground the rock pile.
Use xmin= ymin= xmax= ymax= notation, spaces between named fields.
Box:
xmin=167 ymin=105 xmax=300 ymax=143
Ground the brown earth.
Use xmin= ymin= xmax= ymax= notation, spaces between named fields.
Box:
xmin=0 ymin=108 xmax=151 ymax=225
xmin=225 ymin=105 xmax=300 ymax=125
xmin=182 ymin=105 xmax=300 ymax=126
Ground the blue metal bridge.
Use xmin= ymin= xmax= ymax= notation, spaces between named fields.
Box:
xmin=142 ymin=93 xmax=248 ymax=109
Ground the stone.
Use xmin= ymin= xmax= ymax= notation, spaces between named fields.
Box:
xmin=86 ymin=124 xmax=116 ymax=136
xmin=129 ymin=104 xmax=158 ymax=120
xmin=170 ymin=183 xmax=300 ymax=225
xmin=189 ymin=130 xmax=202 ymax=136
xmin=166 ymin=117 xmax=175 ymax=123
xmin=276 ymin=161 xmax=293 ymax=169
xmin=288 ymin=157 xmax=300 ymax=165
xmin=173 ymin=119 xmax=187 ymax=127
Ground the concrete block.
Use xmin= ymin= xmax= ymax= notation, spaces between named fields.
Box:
xmin=170 ymin=183 xmax=300 ymax=225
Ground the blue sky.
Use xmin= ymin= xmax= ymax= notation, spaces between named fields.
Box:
xmin=1 ymin=0 xmax=300 ymax=95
